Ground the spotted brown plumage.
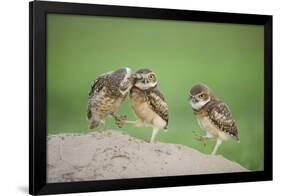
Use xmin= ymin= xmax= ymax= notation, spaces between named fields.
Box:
xmin=188 ymin=83 xmax=239 ymax=155
xmin=208 ymin=101 xmax=239 ymax=140
xmin=147 ymin=88 xmax=168 ymax=128
xmin=87 ymin=67 xmax=134 ymax=129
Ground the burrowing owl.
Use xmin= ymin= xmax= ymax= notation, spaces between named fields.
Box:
xmin=188 ymin=83 xmax=239 ymax=155
xmin=126 ymin=69 xmax=168 ymax=143
xmin=87 ymin=67 xmax=134 ymax=129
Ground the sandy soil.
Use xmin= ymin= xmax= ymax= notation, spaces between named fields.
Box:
xmin=47 ymin=130 xmax=248 ymax=183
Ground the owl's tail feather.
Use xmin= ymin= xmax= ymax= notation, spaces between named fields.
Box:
xmin=164 ymin=121 xmax=168 ymax=130
xmin=89 ymin=120 xmax=99 ymax=129
xmin=87 ymin=109 xmax=100 ymax=129
xmin=236 ymin=137 xmax=240 ymax=143
xmin=234 ymin=135 xmax=240 ymax=143
xmin=87 ymin=109 xmax=92 ymax=120
xmin=163 ymin=125 xmax=168 ymax=132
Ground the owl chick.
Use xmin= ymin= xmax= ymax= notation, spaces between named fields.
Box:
xmin=128 ymin=69 xmax=168 ymax=143
xmin=87 ymin=67 xmax=134 ymax=129
xmin=188 ymin=83 xmax=239 ymax=155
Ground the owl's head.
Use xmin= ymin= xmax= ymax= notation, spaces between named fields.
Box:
xmin=188 ymin=83 xmax=213 ymax=110
xmin=112 ymin=67 xmax=134 ymax=94
xmin=133 ymin=69 xmax=158 ymax=90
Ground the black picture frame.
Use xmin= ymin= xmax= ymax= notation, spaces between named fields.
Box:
xmin=29 ymin=1 xmax=273 ymax=195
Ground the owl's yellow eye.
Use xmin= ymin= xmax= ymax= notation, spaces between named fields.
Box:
xmin=199 ymin=94 xmax=206 ymax=99
xmin=148 ymin=74 xmax=156 ymax=81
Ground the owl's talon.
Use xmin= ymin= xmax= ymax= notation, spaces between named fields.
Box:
xmin=195 ymin=136 xmax=207 ymax=146
xmin=195 ymin=135 xmax=203 ymax=141
xmin=114 ymin=115 xmax=127 ymax=128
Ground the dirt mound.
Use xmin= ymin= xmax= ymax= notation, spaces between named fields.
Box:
xmin=47 ymin=130 xmax=248 ymax=183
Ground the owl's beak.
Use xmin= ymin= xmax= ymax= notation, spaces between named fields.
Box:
xmin=191 ymin=97 xmax=198 ymax=103
xmin=189 ymin=95 xmax=197 ymax=103
xmin=132 ymin=73 xmax=142 ymax=80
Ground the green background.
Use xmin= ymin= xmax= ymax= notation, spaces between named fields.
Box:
xmin=47 ymin=14 xmax=264 ymax=171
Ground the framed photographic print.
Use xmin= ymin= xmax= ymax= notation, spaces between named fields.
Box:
xmin=29 ymin=1 xmax=272 ymax=195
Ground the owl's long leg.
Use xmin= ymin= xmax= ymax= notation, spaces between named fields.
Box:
xmin=112 ymin=113 xmax=144 ymax=128
xmin=211 ymin=138 xmax=222 ymax=155
xmin=125 ymin=119 xmax=145 ymax=127
xmin=116 ymin=120 xmax=142 ymax=127
xmin=150 ymin=127 xmax=159 ymax=143
xmin=123 ymin=120 xmax=136 ymax=124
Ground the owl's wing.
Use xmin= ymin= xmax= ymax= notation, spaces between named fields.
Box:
xmin=87 ymin=75 xmax=107 ymax=120
xmin=88 ymin=75 xmax=107 ymax=97
xmin=148 ymin=88 xmax=169 ymax=128
xmin=209 ymin=102 xmax=239 ymax=140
